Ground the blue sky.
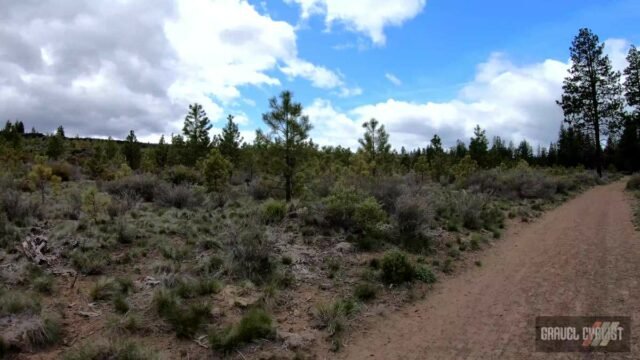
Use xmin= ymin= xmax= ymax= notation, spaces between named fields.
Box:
xmin=1 ymin=0 xmax=638 ymax=149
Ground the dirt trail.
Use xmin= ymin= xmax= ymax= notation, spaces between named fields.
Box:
xmin=337 ymin=180 xmax=640 ymax=360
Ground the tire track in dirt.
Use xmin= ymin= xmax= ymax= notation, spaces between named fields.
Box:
xmin=336 ymin=180 xmax=640 ymax=360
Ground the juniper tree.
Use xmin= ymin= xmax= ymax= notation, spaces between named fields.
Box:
xmin=182 ymin=103 xmax=212 ymax=165
xmin=262 ymin=90 xmax=312 ymax=202
xmin=557 ymin=28 xmax=624 ymax=176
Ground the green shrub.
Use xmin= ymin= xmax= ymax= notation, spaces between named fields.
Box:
xmin=153 ymin=289 xmax=210 ymax=338
xmin=174 ymin=277 xmax=221 ymax=299
xmin=210 ymin=308 xmax=275 ymax=352
xmin=23 ymin=316 xmax=63 ymax=350
xmin=627 ymin=174 xmax=640 ymax=190
xmin=0 ymin=291 xmax=41 ymax=316
xmin=113 ymin=295 xmax=130 ymax=314
xmin=415 ymin=265 xmax=437 ymax=284
xmin=312 ymin=299 xmax=358 ymax=337
xmin=380 ymin=251 xmax=416 ymax=284
xmin=89 ymin=277 xmax=132 ymax=301
xmin=165 ymin=165 xmax=202 ymax=185
xmin=32 ymin=275 xmax=54 ymax=294
xmin=230 ymin=222 xmax=274 ymax=283
xmin=354 ymin=283 xmax=377 ymax=301
xmin=394 ymin=193 xmax=434 ymax=252
xmin=261 ymin=199 xmax=287 ymax=224
xmin=103 ymin=174 xmax=161 ymax=202
xmin=324 ymin=187 xmax=386 ymax=233
xmin=155 ymin=183 xmax=203 ymax=209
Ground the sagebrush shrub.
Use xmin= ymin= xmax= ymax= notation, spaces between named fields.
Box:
xmin=380 ymin=251 xmax=416 ymax=284
xmin=1 ymin=188 xmax=41 ymax=225
xmin=155 ymin=183 xmax=202 ymax=209
xmin=103 ymin=174 xmax=161 ymax=202
xmin=394 ymin=192 xmax=434 ymax=252
xmin=324 ymin=187 xmax=386 ymax=233
xmin=229 ymin=220 xmax=274 ymax=283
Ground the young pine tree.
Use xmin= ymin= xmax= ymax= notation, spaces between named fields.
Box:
xmin=122 ymin=130 xmax=141 ymax=170
xmin=358 ymin=118 xmax=391 ymax=176
xmin=557 ymin=28 xmax=624 ymax=176
xmin=183 ymin=103 xmax=212 ymax=165
xmin=262 ymin=90 xmax=312 ymax=202
xmin=217 ymin=114 xmax=243 ymax=165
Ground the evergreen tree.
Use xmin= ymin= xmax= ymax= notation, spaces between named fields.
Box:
xmin=122 ymin=130 xmax=141 ymax=170
xmin=616 ymin=116 xmax=640 ymax=171
xmin=201 ymin=148 xmax=232 ymax=192
xmin=155 ymin=134 xmax=169 ymax=169
xmin=182 ymin=103 xmax=212 ymax=165
xmin=515 ymin=140 xmax=533 ymax=163
xmin=105 ymin=136 xmax=119 ymax=160
xmin=46 ymin=127 xmax=65 ymax=160
xmin=217 ymin=114 xmax=243 ymax=164
xmin=624 ymin=45 xmax=640 ymax=116
xmin=557 ymin=28 xmax=624 ymax=176
xmin=262 ymin=90 xmax=312 ymax=202
xmin=358 ymin=118 xmax=391 ymax=175
xmin=468 ymin=125 xmax=489 ymax=167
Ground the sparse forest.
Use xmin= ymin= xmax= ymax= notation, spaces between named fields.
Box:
xmin=0 ymin=28 xmax=638 ymax=359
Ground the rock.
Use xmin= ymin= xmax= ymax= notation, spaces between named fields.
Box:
xmin=333 ymin=242 xmax=353 ymax=253
xmin=76 ymin=311 xmax=101 ymax=318
xmin=143 ymin=276 xmax=160 ymax=287
xmin=319 ymin=282 xmax=332 ymax=290
xmin=278 ymin=331 xmax=314 ymax=349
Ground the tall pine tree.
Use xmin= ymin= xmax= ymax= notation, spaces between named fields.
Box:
xmin=217 ymin=114 xmax=243 ymax=165
xmin=557 ymin=28 xmax=624 ymax=176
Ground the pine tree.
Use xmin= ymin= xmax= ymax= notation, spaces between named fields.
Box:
xmin=469 ymin=125 xmax=489 ymax=167
xmin=262 ymin=90 xmax=312 ymax=202
xmin=358 ymin=118 xmax=391 ymax=175
xmin=201 ymin=148 xmax=232 ymax=192
xmin=46 ymin=128 xmax=65 ymax=160
xmin=217 ymin=114 xmax=243 ymax=164
xmin=182 ymin=103 xmax=212 ymax=165
xmin=155 ymin=134 xmax=169 ymax=169
xmin=122 ymin=130 xmax=141 ymax=170
xmin=557 ymin=28 xmax=624 ymax=176
xmin=624 ymin=45 xmax=640 ymax=116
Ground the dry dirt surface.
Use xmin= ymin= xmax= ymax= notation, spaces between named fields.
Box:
xmin=336 ymin=180 xmax=640 ymax=360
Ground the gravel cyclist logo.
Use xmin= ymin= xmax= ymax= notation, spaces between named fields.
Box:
xmin=535 ymin=316 xmax=631 ymax=352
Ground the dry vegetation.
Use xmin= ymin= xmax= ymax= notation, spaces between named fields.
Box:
xmin=0 ymin=154 xmax=614 ymax=358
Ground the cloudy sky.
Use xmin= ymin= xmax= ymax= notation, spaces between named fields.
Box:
xmin=1 ymin=0 xmax=638 ymax=149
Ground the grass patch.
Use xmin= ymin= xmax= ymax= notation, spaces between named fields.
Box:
xmin=209 ymin=308 xmax=276 ymax=352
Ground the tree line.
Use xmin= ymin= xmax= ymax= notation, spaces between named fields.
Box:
xmin=1 ymin=28 xmax=638 ymax=202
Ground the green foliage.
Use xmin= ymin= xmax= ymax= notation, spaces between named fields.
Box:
xmin=81 ymin=187 xmax=111 ymax=223
xmin=46 ymin=131 xmax=66 ymax=160
xmin=380 ymin=251 xmax=416 ymax=284
xmin=230 ymin=221 xmax=274 ymax=283
xmin=558 ymin=28 xmax=624 ymax=176
xmin=261 ymin=198 xmax=287 ymax=224
xmin=201 ymin=148 xmax=232 ymax=192
xmin=394 ymin=193 xmax=433 ymax=252
xmin=165 ymin=165 xmax=202 ymax=185
xmin=324 ymin=187 xmax=386 ymax=233
xmin=122 ymin=130 xmax=141 ymax=170
xmin=70 ymin=249 xmax=107 ymax=275
xmin=209 ymin=308 xmax=276 ymax=352
xmin=354 ymin=282 xmax=377 ymax=301
xmin=450 ymin=155 xmax=478 ymax=183
xmin=28 ymin=163 xmax=61 ymax=204
xmin=153 ymin=289 xmax=211 ymax=338
xmin=23 ymin=316 xmax=63 ymax=349
xmin=216 ymin=114 xmax=244 ymax=164
xmin=0 ymin=291 xmax=41 ymax=316
xmin=415 ymin=265 xmax=437 ymax=284
xmin=183 ymin=103 xmax=212 ymax=165
xmin=358 ymin=118 xmax=391 ymax=176
xmin=312 ymin=298 xmax=358 ymax=338
xmin=262 ymin=90 xmax=312 ymax=202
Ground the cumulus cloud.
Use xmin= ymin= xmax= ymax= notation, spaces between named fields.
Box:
xmin=306 ymin=39 xmax=631 ymax=150
xmin=0 ymin=0 xmax=354 ymax=139
xmin=286 ymin=0 xmax=426 ymax=45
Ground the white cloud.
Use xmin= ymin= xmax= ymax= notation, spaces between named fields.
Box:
xmin=385 ymin=73 xmax=402 ymax=86
xmin=280 ymin=58 xmax=344 ymax=88
xmin=286 ymin=0 xmax=426 ymax=45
